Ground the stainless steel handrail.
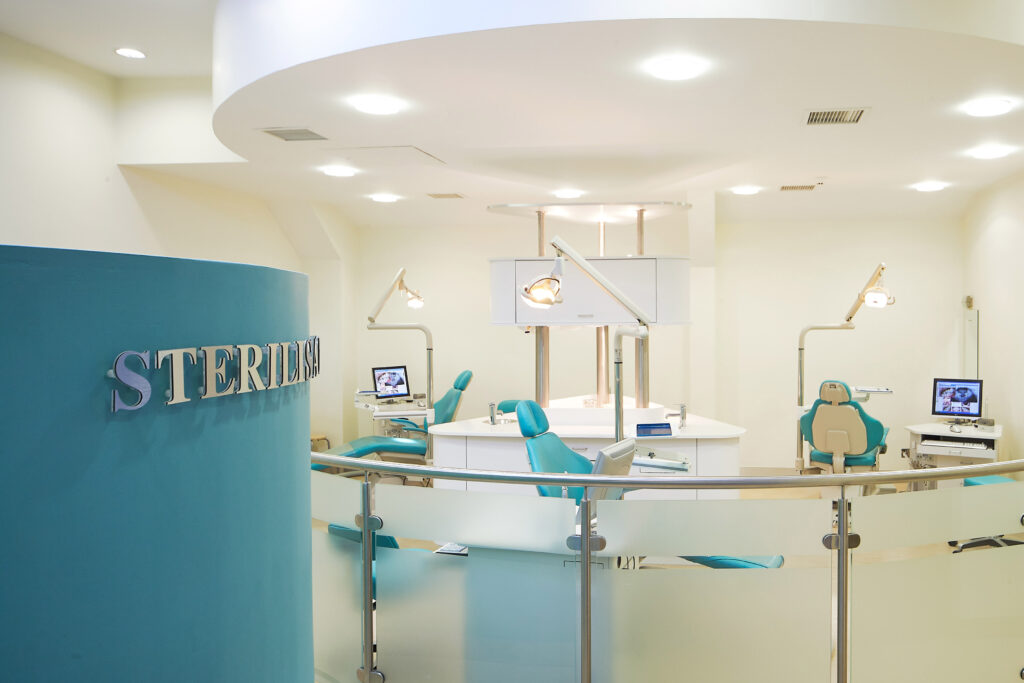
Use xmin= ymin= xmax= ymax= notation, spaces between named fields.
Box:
xmin=312 ymin=451 xmax=1024 ymax=488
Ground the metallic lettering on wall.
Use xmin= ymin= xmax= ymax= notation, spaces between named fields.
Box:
xmin=110 ymin=336 xmax=320 ymax=413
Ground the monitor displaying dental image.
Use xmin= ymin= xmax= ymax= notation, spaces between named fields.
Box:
xmin=931 ymin=378 xmax=982 ymax=418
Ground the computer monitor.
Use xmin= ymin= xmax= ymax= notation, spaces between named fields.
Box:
xmin=932 ymin=378 xmax=983 ymax=419
xmin=372 ymin=365 xmax=410 ymax=399
xmin=589 ymin=437 xmax=636 ymax=501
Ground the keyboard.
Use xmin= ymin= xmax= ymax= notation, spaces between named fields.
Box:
xmin=921 ymin=439 xmax=989 ymax=449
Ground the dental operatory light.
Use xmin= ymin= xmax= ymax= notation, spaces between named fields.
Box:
xmin=961 ymin=96 xmax=1014 ymax=117
xmin=730 ymin=185 xmax=761 ymax=195
xmin=346 ymin=94 xmax=408 ymax=115
xmin=319 ymin=164 xmax=358 ymax=177
xmin=641 ymin=54 xmax=710 ymax=81
xmin=404 ymin=288 xmax=424 ymax=309
xmin=369 ymin=193 xmax=401 ymax=203
xmin=553 ymin=188 xmax=585 ymax=199
xmin=910 ymin=180 xmax=949 ymax=192
xmin=967 ymin=143 xmax=1015 ymax=160
xmin=367 ymin=268 xmax=424 ymax=323
xmin=115 ymin=47 xmax=146 ymax=59
xmin=521 ymin=258 xmax=564 ymax=309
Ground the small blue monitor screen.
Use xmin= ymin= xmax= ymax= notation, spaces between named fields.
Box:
xmin=932 ymin=378 xmax=982 ymax=418
xmin=373 ymin=366 xmax=410 ymax=398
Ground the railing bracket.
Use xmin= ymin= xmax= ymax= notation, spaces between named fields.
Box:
xmin=822 ymin=532 xmax=861 ymax=550
xmin=357 ymin=667 xmax=385 ymax=683
xmin=356 ymin=513 xmax=383 ymax=531
xmin=567 ymin=533 xmax=607 ymax=552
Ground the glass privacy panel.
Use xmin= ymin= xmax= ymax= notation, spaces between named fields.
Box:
xmin=311 ymin=471 xmax=362 ymax=525
xmin=311 ymin=526 xmax=362 ymax=683
xmin=376 ymin=547 xmax=577 ymax=683
xmin=597 ymin=498 xmax=833 ymax=557
xmin=375 ymin=484 xmax=577 ymax=554
xmin=592 ymin=564 xmax=831 ymax=683
xmin=854 ymin=481 xmax=1024 ymax=551
xmin=852 ymin=544 xmax=1024 ymax=680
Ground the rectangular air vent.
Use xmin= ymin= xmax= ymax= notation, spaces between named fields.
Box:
xmin=428 ymin=193 xmax=464 ymax=199
xmin=806 ymin=109 xmax=865 ymax=125
xmin=262 ymin=128 xmax=327 ymax=141
xmin=780 ymin=185 xmax=816 ymax=191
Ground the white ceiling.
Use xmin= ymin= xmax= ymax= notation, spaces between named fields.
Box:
xmin=4 ymin=3 xmax=1024 ymax=226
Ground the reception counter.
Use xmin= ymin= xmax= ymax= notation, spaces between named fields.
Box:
xmin=429 ymin=409 xmax=744 ymax=500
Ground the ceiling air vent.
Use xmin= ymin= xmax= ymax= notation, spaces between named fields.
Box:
xmin=428 ymin=193 xmax=464 ymax=199
xmin=806 ymin=109 xmax=866 ymax=125
xmin=262 ymin=127 xmax=327 ymax=141
xmin=780 ymin=185 xmax=816 ymax=192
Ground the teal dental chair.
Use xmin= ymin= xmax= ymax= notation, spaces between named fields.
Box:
xmin=312 ymin=370 xmax=472 ymax=474
xmin=515 ymin=401 xmax=783 ymax=569
xmin=496 ymin=399 xmax=523 ymax=415
xmin=800 ymin=380 xmax=888 ymax=475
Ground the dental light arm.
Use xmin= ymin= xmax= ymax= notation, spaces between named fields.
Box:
xmin=843 ymin=262 xmax=889 ymax=323
xmin=366 ymin=267 xmax=435 ymax=408
xmin=549 ymin=236 xmax=653 ymax=326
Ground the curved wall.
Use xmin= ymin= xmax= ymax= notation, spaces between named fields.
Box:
xmin=0 ymin=246 xmax=312 ymax=682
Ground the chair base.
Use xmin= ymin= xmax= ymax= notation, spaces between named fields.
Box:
xmin=952 ymin=535 xmax=1024 ymax=554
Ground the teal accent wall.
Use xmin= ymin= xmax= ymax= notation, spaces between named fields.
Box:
xmin=0 ymin=246 xmax=312 ymax=682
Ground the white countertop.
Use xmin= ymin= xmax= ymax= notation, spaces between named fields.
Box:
xmin=430 ymin=412 xmax=744 ymax=439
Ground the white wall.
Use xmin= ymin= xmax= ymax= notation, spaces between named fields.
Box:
xmin=716 ymin=218 xmax=964 ymax=468
xmin=964 ymin=171 xmax=1024 ymax=461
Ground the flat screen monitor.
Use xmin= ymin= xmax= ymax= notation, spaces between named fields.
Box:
xmin=931 ymin=378 xmax=983 ymax=419
xmin=373 ymin=365 xmax=410 ymax=399
xmin=589 ymin=437 xmax=636 ymax=501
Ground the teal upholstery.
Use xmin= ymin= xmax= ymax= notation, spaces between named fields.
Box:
xmin=496 ymin=399 xmax=523 ymax=414
xmin=328 ymin=524 xmax=400 ymax=598
xmin=389 ymin=369 xmax=473 ymax=433
xmin=682 ymin=555 xmax=784 ymax=569
xmin=517 ymin=400 xmax=594 ymax=502
xmin=965 ymin=475 xmax=1013 ymax=486
xmin=800 ymin=380 xmax=888 ymax=471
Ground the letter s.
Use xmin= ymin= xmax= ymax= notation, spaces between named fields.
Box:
xmin=111 ymin=350 xmax=152 ymax=413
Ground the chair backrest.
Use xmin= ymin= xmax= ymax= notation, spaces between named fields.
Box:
xmin=517 ymin=400 xmax=593 ymax=502
xmin=432 ymin=370 xmax=472 ymax=425
xmin=800 ymin=380 xmax=885 ymax=456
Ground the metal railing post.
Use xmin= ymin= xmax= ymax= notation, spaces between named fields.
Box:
xmin=579 ymin=496 xmax=593 ymax=683
xmin=836 ymin=485 xmax=850 ymax=683
xmin=356 ymin=475 xmax=384 ymax=683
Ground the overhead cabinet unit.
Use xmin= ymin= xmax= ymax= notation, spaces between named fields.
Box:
xmin=490 ymin=256 xmax=689 ymax=325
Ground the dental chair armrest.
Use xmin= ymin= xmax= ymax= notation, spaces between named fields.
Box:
xmin=879 ymin=427 xmax=889 ymax=454
xmin=390 ymin=418 xmax=427 ymax=433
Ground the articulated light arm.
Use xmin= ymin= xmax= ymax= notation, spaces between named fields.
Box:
xmin=843 ymin=262 xmax=888 ymax=323
xmin=365 ymin=267 xmax=434 ymax=407
xmin=549 ymin=236 xmax=653 ymax=326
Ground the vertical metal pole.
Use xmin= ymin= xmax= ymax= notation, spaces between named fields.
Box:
xmin=579 ymin=496 xmax=593 ymax=683
xmin=596 ymin=222 xmax=609 ymax=406
xmin=797 ymin=346 xmax=805 ymax=469
xmin=836 ymin=486 xmax=850 ymax=683
xmin=359 ymin=476 xmax=376 ymax=682
xmin=536 ymin=210 xmax=550 ymax=408
xmin=614 ymin=348 xmax=624 ymax=442
xmin=426 ymin=346 xmax=434 ymax=409
xmin=634 ymin=208 xmax=649 ymax=408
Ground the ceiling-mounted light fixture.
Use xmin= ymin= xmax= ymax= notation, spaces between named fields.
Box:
xmin=910 ymin=180 xmax=950 ymax=192
xmin=961 ymin=96 xmax=1015 ymax=118
xmin=552 ymin=188 xmax=585 ymax=199
xmin=521 ymin=258 xmax=564 ymax=309
xmin=346 ymin=94 xmax=408 ymax=115
xmin=966 ymin=143 xmax=1015 ymax=160
xmin=641 ymin=54 xmax=710 ymax=81
xmin=115 ymin=47 xmax=146 ymax=59
xmin=319 ymin=164 xmax=358 ymax=177
xmin=369 ymin=193 xmax=401 ymax=203
xmin=730 ymin=185 xmax=762 ymax=195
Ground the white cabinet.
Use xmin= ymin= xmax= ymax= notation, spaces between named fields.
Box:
xmin=490 ymin=256 xmax=689 ymax=326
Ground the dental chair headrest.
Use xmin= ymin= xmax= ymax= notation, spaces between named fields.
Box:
xmin=819 ymin=380 xmax=852 ymax=405
xmin=453 ymin=370 xmax=473 ymax=391
xmin=516 ymin=400 xmax=549 ymax=437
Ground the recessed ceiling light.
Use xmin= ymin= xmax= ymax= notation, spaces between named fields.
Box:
xmin=966 ymin=143 xmax=1016 ymax=160
xmin=318 ymin=164 xmax=358 ymax=177
xmin=369 ymin=193 xmax=401 ymax=203
xmin=115 ymin=47 xmax=146 ymax=59
xmin=730 ymin=185 xmax=761 ymax=195
xmin=641 ymin=54 xmax=710 ymax=81
xmin=961 ymin=97 xmax=1015 ymax=117
xmin=552 ymin=188 xmax=585 ymax=199
xmin=911 ymin=180 xmax=950 ymax=192
xmin=346 ymin=94 xmax=408 ymax=115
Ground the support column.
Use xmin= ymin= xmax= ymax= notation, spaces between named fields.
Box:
xmin=535 ymin=210 xmax=550 ymax=407
xmin=597 ymin=221 xmax=609 ymax=405
xmin=635 ymin=209 xmax=649 ymax=408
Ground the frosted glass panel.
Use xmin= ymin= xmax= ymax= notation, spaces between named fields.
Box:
xmin=855 ymin=481 xmax=1024 ymax=551
xmin=312 ymin=527 xmax=362 ymax=683
xmin=852 ymin=544 xmax=1024 ymax=680
xmin=376 ymin=547 xmax=577 ymax=683
xmin=376 ymin=484 xmax=577 ymax=554
xmin=311 ymin=471 xmax=362 ymax=525
xmin=593 ymin=565 xmax=831 ymax=682
xmin=598 ymin=498 xmax=833 ymax=557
